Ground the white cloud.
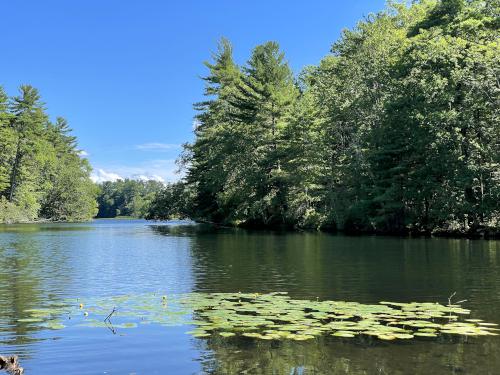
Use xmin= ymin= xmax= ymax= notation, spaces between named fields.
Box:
xmin=90 ymin=169 xmax=123 ymax=183
xmin=78 ymin=150 xmax=89 ymax=157
xmin=192 ymin=119 xmax=201 ymax=130
xmin=132 ymin=174 xmax=165 ymax=183
xmin=135 ymin=143 xmax=181 ymax=151
xmin=91 ymin=159 xmax=181 ymax=184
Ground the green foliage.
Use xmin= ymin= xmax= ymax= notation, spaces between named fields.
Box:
xmin=18 ymin=291 xmax=499 ymax=340
xmin=369 ymin=0 xmax=500 ymax=233
xmin=0 ymin=85 xmax=97 ymax=223
xmin=165 ymin=0 xmax=499 ymax=235
xmin=146 ymin=182 xmax=193 ymax=220
xmin=96 ymin=179 xmax=164 ymax=218
xmin=0 ymin=196 xmax=34 ymax=223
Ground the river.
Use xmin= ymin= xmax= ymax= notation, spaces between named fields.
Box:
xmin=0 ymin=219 xmax=499 ymax=374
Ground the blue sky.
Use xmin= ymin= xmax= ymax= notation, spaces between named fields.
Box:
xmin=1 ymin=0 xmax=386 ymax=182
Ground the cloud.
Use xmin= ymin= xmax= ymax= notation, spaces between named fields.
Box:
xmin=78 ymin=150 xmax=89 ymax=157
xmin=135 ymin=143 xmax=181 ymax=151
xmin=91 ymin=159 xmax=181 ymax=184
xmin=132 ymin=174 xmax=165 ymax=183
xmin=90 ymin=169 xmax=123 ymax=183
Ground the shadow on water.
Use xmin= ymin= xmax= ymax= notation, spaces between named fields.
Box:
xmin=148 ymin=221 xmax=238 ymax=237
xmin=145 ymin=222 xmax=500 ymax=373
xmin=196 ymin=334 xmax=500 ymax=374
xmin=166 ymin=224 xmax=500 ymax=374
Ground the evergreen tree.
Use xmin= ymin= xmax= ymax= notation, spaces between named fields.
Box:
xmin=95 ymin=179 xmax=164 ymax=218
xmin=0 ymin=85 xmax=98 ymax=223
xmin=153 ymin=0 xmax=499 ymax=235
xmin=229 ymin=41 xmax=298 ymax=225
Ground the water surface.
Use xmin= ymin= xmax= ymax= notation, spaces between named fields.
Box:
xmin=0 ymin=220 xmax=499 ymax=374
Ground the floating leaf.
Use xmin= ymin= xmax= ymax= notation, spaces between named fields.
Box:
xmin=332 ymin=331 xmax=356 ymax=338
xmin=17 ymin=292 xmax=497 ymax=343
xmin=18 ymin=318 xmax=44 ymax=323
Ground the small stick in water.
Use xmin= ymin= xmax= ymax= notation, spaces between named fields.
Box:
xmin=104 ymin=307 xmax=116 ymax=323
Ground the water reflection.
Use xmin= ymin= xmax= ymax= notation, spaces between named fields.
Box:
xmin=0 ymin=233 xmax=71 ymax=357
xmin=0 ymin=221 xmax=498 ymax=374
xmin=0 ymin=223 xmax=95 ymax=233
xmin=198 ymin=336 xmax=500 ymax=374
xmin=153 ymin=225 xmax=500 ymax=373
xmin=181 ymin=230 xmax=500 ymax=316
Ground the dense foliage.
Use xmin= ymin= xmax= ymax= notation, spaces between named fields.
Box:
xmin=168 ymin=0 xmax=499 ymax=234
xmin=96 ymin=179 xmax=164 ymax=218
xmin=145 ymin=181 xmax=193 ymax=220
xmin=0 ymin=85 xmax=98 ymax=223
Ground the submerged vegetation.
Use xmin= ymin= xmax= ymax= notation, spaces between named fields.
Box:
xmin=19 ymin=292 xmax=498 ymax=342
xmin=148 ymin=0 xmax=499 ymax=235
xmin=0 ymin=85 xmax=97 ymax=223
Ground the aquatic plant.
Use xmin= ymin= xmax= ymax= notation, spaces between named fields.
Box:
xmin=181 ymin=292 xmax=498 ymax=341
xmin=20 ymin=292 xmax=498 ymax=342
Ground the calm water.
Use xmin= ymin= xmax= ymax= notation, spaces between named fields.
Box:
xmin=0 ymin=219 xmax=499 ymax=374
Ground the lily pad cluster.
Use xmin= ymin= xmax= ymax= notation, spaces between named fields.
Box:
xmin=20 ymin=293 xmax=191 ymax=331
xmin=182 ymin=292 xmax=499 ymax=341
xmin=18 ymin=292 xmax=499 ymax=342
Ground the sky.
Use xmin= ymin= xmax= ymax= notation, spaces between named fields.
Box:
xmin=0 ymin=0 xmax=386 ymax=183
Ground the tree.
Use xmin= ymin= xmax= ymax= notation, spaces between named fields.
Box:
xmin=370 ymin=0 xmax=500 ymax=232
xmin=0 ymin=85 xmax=98 ymax=223
xmin=169 ymin=0 xmax=499 ymax=235
xmin=95 ymin=179 xmax=164 ymax=218
xmin=228 ymin=41 xmax=298 ymax=225
xmin=6 ymin=85 xmax=47 ymax=215
xmin=0 ymin=87 xmax=14 ymax=194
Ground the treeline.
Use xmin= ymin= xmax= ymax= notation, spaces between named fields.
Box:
xmin=154 ymin=0 xmax=499 ymax=234
xmin=96 ymin=179 xmax=164 ymax=218
xmin=95 ymin=179 xmax=190 ymax=220
xmin=0 ymin=85 xmax=98 ymax=223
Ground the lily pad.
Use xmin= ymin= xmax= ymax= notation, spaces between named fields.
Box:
xmin=17 ymin=291 xmax=497 ymax=343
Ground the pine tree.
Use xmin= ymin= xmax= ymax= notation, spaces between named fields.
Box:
xmin=229 ymin=41 xmax=298 ymax=225
xmin=184 ymin=37 xmax=243 ymax=221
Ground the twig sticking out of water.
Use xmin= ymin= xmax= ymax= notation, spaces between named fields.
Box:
xmin=0 ymin=355 xmax=24 ymax=375
xmin=103 ymin=307 xmax=117 ymax=334
xmin=104 ymin=307 xmax=116 ymax=324
xmin=448 ymin=292 xmax=457 ymax=306
xmin=448 ymin=292 xmax=468 ymax=306
xmin=447 ymin=292 xmax=468 ymax=322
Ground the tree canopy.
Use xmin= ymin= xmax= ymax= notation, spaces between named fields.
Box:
xmin=96 ymin=179 xmax=165 ymax=218
xmin=0 ymin=85 xmax=98 ymax=223
xmin=156 ymin=0 xmax=499 ymax=235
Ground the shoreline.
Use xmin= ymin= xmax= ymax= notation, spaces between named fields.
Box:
xmin=163 ymin=218 xmax=500 ymax=240
xmin=1 ymin=217 xmax=498 ymax=240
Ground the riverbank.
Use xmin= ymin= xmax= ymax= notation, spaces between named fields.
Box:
xmin=180 ymin=218 xmax=500 ymax=239
xmin=2 ymin=215 xmax=498 ymax=239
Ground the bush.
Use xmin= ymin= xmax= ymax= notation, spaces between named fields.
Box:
xmin=0 ymin=197 xmax=35 ymax=223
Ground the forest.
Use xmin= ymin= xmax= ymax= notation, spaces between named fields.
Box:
xmin=96 ymin=179 xmax=164 ymax=218
xmin=1 ymin=0 xmax=498 ymax=236
xmin=0 ymin=85 xmax=97 ymax=223
xmin=166 ymin=0 xmax=499 ymax=235
xmin=94 ymin=179 xmax=188 ymax=220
